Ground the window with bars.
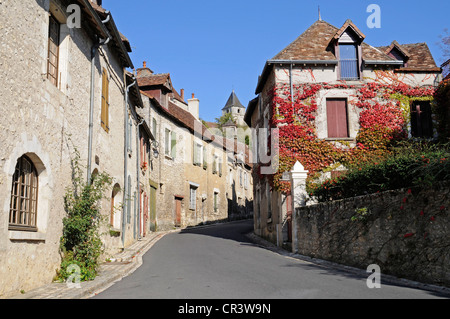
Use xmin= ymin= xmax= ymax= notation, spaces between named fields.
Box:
xmin=101 ymin=68 xmax=110 ymax=132
xmin=9 ymin=156 xmax=38 ymax=231
xmin=47 ymin=15 xmax=60 ymax=87
xmin=339 ymin=44 xmax=359 ymax=81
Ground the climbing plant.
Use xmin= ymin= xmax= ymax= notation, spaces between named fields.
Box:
xmin=55 ymin=148 xmax=112 ymax=283
xmin=263 ymin=76 xmax=437 ymax=195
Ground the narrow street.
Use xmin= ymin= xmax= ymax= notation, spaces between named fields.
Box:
xmin=92 ymin=220 xmax=447 ymax=299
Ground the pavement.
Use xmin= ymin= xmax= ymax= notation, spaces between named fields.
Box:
xmin=8 ymin=230 xmax=172 ymax=299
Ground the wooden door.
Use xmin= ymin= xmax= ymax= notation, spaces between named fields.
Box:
xmin=175 ymin=197 xmax=182 ymax=227
xmin=286 ymin=195 xmax=292 ymax=242
xmin=150 ymin=185 xmax=157 ymax=232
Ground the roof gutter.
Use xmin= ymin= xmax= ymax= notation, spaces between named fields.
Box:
xmin=364 ymin=60 xmax=404 ymax=65
xmin=255 ymin=59 xmax=338 ymax=94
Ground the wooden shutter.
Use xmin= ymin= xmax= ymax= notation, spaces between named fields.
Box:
xmin=101 ymin=68 xmax=110 ymax=132
xmin=171 ymin=131 xmax=177 ymax=159
xmin=327 ymin=99 xmax=349 ymax=138
xmin=47 ymin=15 xmax=60 ymax=87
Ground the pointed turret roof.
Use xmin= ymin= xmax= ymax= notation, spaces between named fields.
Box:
xmin=222 ymin=90 xmax=245 ymax=110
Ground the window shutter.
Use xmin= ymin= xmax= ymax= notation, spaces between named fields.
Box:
xmin=327 ymin=99 xmax=349 ymax=138
xmin=171 ymin=131 xmax=177 ymax=159
xmin=101 ymin=68 xmax=110 ymax=132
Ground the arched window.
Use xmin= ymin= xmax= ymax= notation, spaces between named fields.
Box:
xmin=9 ymin=156 xmax=38 ymax=231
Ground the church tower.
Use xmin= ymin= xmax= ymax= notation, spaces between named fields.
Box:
xmin=222 ymin=90 xmax=246 ymax=126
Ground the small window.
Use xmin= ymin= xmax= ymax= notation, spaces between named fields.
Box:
xmin=339 ymin=44 xmax=359 ymax=80
xmin=47 ymin=15 xmax=60 ymax=87
xmin=189 ymin=185 xmax=197 ymax=210
xmin=267 ymin=183 xmax=272 ymax=220
xmin=165 ymin=128 xmax=170 ymax=156
xmin=193 ymin=142 xmax=202 ymax=166
xmin=9 ymin=156 xmax=38 ymax=231
xmin=411 ymin=101 xmax=433 ymax=138
xmin=213 ymin=192 xmax=218 ymax=213
xmin=101 ymin=68 xmax=110 ymax=132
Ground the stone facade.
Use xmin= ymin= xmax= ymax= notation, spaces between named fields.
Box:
xmin=294 ymin=181 xmax=450 ymax=287
xmin=137 ymin=65 xmax=253 ymax=230
xmin=0 ymin=0 xmax=149 ymax=297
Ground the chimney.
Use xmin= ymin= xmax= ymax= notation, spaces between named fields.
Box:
xmin=143 ymin=61 xmax=147 ymax=68
xmin=188 ymin=93 xmax=200 ymax=119
xmin=180 ymin=89 xmax=185 ymax=101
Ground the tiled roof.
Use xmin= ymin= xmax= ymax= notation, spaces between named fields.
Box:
xmin=393 ymin=43 xmax=440 ymax=71
xmin=272 ymin=20 xmax=338 ymax=61
xmin=271 ymin=19 xmax=438 ymax=71
xmin=137 ymin=73 xmax=171 ymax=88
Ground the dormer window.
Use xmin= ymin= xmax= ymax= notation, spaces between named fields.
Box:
xmin=385 ymin=41 xmax=410 ymax=68
xmin=333 ymin=20 xmax=365 ymax=81
xmin=339 ymin=44 xmax=359 ymax=80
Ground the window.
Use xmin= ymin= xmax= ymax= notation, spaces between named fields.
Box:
xmin=189 ymin=185 xmax=197 ymax=210
xmin=101 ymin=68 xmax=110 ymax=132
xmin=152 ymin=117 xmax=157 ymax=140
xmin=214 ymin=192 xmax=218 ymax=213
xmin=164 ymin=128 xmax=177 ymax=159
xmin=339 ymin=44 xmax=359 ymax=80
xmin=327 ymin=98 xmax=349 ymax=138
xmin=411 ymin=101 xmax=433 ymax=138
xmin=9 ymin=156 xmax=38 ymax=231
xmin=267 ymin=183 xmax=272 ymax=220
xmin=165 ymin=128 xmax=170 ymax=156
xmin=193 ymin=142 xmax=202 ymax=166
xmin=212 ymin=154 xmax=218 ymax=174
xmin=47 ymin=14 xmax=60 ymax=86
xmin=244 ymin=172 xmax=248 ymax=190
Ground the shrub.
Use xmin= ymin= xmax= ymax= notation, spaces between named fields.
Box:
xmin=310 ymin=141 xmax=450 ymax=202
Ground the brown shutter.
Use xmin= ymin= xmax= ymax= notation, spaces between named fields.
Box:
xmin=327 ymin=99 xmax=349 ymax=138
xmin=101 ymin=68 xmax=110 ymax=132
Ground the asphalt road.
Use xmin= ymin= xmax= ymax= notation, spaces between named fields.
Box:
xmin=93 ymin=220 xmax=448 ymax=299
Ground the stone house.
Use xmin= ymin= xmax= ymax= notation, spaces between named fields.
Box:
xmin=0 ymin=0 xmax=153 ymax=297
xmin=136 ymin=63 xmax=253 ymax=230
xmin=245 ymin=19 xmax=442 ymax=245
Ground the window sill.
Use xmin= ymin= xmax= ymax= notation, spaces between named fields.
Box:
xmin=324 ymin=137 xmax=355 ymax=142
xmin=9 ymin=230 xmax=46 ymax=242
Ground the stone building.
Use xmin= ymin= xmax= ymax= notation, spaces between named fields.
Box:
xmin=136 ymin=63 xmax=253 ymax=230
xmin=0 ymin=0 xmax=153 ymax=297
xmin=245 ymin=19 xmax=442 ymax=245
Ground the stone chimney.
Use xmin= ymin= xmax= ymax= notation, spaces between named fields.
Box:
xmin=187 ymin=93 xmax=199 ymax=119
xmin=136 ymin=60 xmax=154 ymax=78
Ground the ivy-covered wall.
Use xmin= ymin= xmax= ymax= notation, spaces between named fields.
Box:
xmin=264 ymin=78 xmax=436 ymax=195
xmin=294 ymin=181 xmax=450 ymax=287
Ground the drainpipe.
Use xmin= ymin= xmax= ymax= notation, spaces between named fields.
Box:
xmin=136 ymin=118 xmax=144 ymax=239
xmin=87 ymin=11 xmax=111 ymax=184
xmin=122 ymin=78 xmax=136 ymax=245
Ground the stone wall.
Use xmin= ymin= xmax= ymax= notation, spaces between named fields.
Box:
xmin=294 ymin=181 xmax=450 ymax=287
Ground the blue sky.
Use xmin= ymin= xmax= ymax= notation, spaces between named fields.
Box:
xmin=103 ymin=0 xmax=449 ymax=123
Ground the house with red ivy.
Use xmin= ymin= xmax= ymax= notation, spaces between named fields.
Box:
xmin=244 ymin=18 xmax=442 ymax=245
